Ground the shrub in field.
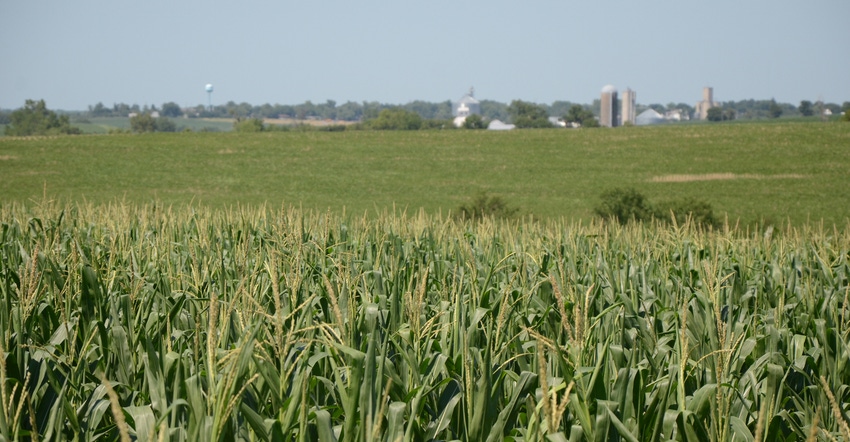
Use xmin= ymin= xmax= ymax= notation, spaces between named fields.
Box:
xmin=563 ymin=104 xmax=599 ymax=128
xmin=233 ymin=117 xmax=265 ymax=132
xmin=507 ymin=100 xmax=554 ymax=128
xmin=129 ymin=113 xmax=177 ymax=133
xmin=420 ymin=119 xmax=456 ymax=130
xmin=366 ymin=108 xmax=423 ymax=130
xmin=594 ymin=187 xmax=654 ymax=223
xmin=462 ymin=114 xmax=488 ymax=129
xmin=597 ymin=187 xmax=721 ymax=227
xmin=654 ymin=196 xmax=721 ymax=228
xmin=4 ymin=99 xmax=81 ymax=136
xmin=315 ymin=124 xmax=347 ymax=132
xmin=456 ymin=192 xmax=518 ymax=220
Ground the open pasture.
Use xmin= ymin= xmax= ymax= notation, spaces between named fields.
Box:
xmin=65 ymin=117 xmax=235 ymax=134
xmin=1 ymin=121 xmax=849 ymax=225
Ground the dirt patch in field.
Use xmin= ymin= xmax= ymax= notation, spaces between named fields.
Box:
xmin=0 ymin=155 xmax=18 ymax=161
xmin=217 ymin=148 xmax=243 ymax=155
xmin=16 ymin=170 xmax=58 ymax=176
xmin=264 ymin=118 xmax=355 ymax=127
xmin=650 ymin=173 xmax=805 ymax=183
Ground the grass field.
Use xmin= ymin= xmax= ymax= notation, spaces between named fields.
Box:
xmin=66 ymin=117 xmax=235 ymax=134
xmin=1 ymin=121 xmax=849 ymax=226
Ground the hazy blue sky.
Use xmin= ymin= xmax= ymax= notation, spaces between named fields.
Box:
xmin=2 ymin=0 xmax=848 ymax=110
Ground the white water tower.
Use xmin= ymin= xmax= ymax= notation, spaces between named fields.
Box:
xmin=205 ymin=83 xmax=214 ymax=110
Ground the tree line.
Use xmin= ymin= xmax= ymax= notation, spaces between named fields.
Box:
xmin=3 ymin=98 xmax=849 ymax=136
xmin=77 ymin=98 xmax=850 ymax=123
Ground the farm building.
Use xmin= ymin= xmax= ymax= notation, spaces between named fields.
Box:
xmin=636 ymin=109 xmax=666 ymax=125
xmin=452 ymin=88 xmax=481 ymax=117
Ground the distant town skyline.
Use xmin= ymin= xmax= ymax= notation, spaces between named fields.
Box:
xmin=2 ymin=0 xmax=848 ymax=111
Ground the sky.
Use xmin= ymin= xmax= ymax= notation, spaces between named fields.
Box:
xmin=2 ymin=1 xmax=849 ymax=111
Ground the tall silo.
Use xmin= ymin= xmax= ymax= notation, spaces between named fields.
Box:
xmin=600 ymin=85 xmax=619 ymax=127
xmin=695 ymin=87 xmax=719 ymax=120
xmin=622 ymin=88 xmax=636 ymax=125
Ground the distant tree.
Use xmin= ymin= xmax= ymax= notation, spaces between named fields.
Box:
xmin=160 ymin=102 xmax=183 ymax=118
xmin=548 ymin=101 xmax=578 ymax=119
xmin=769 ymin=100 xmax=783 ymax=118
xmin=479 ymin=100 xmax=509 ymax=121
xmin=233 ymin=117 xmax=265 ymax=132
xmin=823 ymin=102 xmax=841 ymax=116
xmin=126 ymin=113 xmax=178 ymax=132
xmin=294 ymin=101 xmax=316 ymax=120
xmin=88 ymin=102 xmax=111 ymax=117
xmin=336 ymin=101 xmax=362 ymax=121
xmin=798 ymin=100 xmax=813 ymax=117
xmin=564 ymin=105 xmax=584 ymax=124
xmin=367 ymin=108 xmax=422 ymax=130
xmin=581 ymin=116 xmax=600 ymax=128
xmin=706 ymin=107 xmax=723 ymax=122
xmin=112 ymin=103 xmax=134 ymax=117
xmin=563 ymin=104 xmax=598 ymax=127
xmin=722 ymin=108 xmax=737 ymax=121
xmin=155 ymin=117 xmax=177 ymax=132
xmin=648 ymin=103 xmax=665 ymax=113
xmin=842 ymin=102 xmax=850 ymax=113
xmin=462 ymin=114 xmax=487 ymax=129
xmin=403 ymin=100 xmax=452 ymax=120
xmin=317 ymin=100 xmax=337 ymax=120
xmin=129 ymin=113 xmax=157 ymax=133
xmin=667 ymin=103 xmax=695 ymax=118
xmin=361 ymin=101 xmax=383 ymax=121
xmin=5 ymin=99 xmax=81 ymax=136
xmin=507 ymin=100 xmax=553 ymax=128
xmin=595 ymin=188 xmax=653 ymax=224
xmin=0 ymin=111 xmax=9 ymax=125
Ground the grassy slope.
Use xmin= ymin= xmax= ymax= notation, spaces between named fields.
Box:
xmin=1 ymin=121 xmax=849 ymax=225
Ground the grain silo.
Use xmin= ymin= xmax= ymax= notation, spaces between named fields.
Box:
xmin=600 ymin=85 xmax=619 ymax=127
xmin=621 ymin=88 xmax=636 ymax=125
xmin=695 ymin=87 xmax=719 ymax=120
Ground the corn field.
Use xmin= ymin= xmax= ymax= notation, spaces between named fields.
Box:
xmin=1 ymin=202 xmax=848 ymax=441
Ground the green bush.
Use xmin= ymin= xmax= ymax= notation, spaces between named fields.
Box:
xmin=420 ymin=119 xmax=455 ymax=130
xmin=462 ymin=114 xmax=488 ymax=129
xmin=130 ymin=114 xmax=178 ymax=133
xmin=507 ymin=100 xmax=554 ymax=128
xmin=155 ymin=117 xmax=177 ymax=132
xmin=564 ymin=104 xmax=599 ymax=128
xmin=5 ymin=99 xmax=81 ymax=136
xmin=315 ymin=124 xmax=347 ymax=132
xmin=233 ymin=117 xmax=265 ymax=132
xmin=595 ymin=188 xmax=654 ymax=224
xmin=654 ymin=197 xmax=721 ymax=228
xmin=457 ymin=192 xmax=518 ymax=220
xmin=366 ymin=108 xmax=423 ymax=130
xmin=596 ymin=188 xmax=720 ymax=228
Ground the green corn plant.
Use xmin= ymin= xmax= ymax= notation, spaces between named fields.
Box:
xmin=1 ymin=202 xmax=849 ymax=441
